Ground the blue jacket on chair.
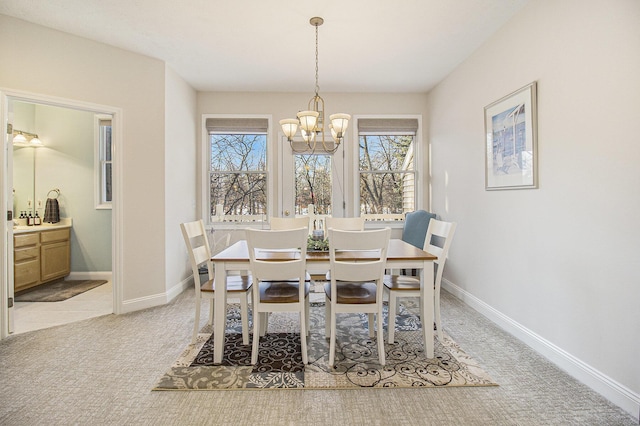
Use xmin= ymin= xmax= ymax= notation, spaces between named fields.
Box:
xmin=402 ymin=210 xmax=437 ymax=249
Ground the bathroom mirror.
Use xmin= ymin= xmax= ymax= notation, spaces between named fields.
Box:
xmin=12 ymin=100 xmax=39 ymax=217
xmin=13 ymin=143 xmax=35 ymax=216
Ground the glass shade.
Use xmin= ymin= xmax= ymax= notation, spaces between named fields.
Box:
xmin=13 ymin=133 xmax=27 ymax=144
xmin=30 ymin=137 xmax=42 ymax=146
xmin=297 ymin=110 xmax=319 ymax=132
xmin=279 ymin=119 xmax=298 ymax=140
xmin=329 ymin=113 xmax=351 ymax=137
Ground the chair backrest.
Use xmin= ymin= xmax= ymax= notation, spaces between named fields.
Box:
xmin=424 ymin=219 xmax=457 ymax=283
xmin=328 ymin=228 xmax=391 ymax=284
xmin=402 ymin=210 xmax=437 ymax=249
xmin=180 ymin=220 xmax=212 ymax=292
xmin=246 ymin=227 xmax=309 ymax=284
xmin=325 ymin=216 xmax=365 ymax=231
xmin=270 ymin=216 xmax=310 ymax=230
xmin=209 ymin=231 xmax=231 ymax=256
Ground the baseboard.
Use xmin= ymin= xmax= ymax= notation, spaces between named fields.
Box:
xmin=121 ymin=292 xmax=167 ymax=313
xmin=442 ymin=278 xmax=640 ymax=422
xmin=121 ymin=277 xmax=192 ymax=314
xmin=67 ymin=271 xmax=113 ymax=281
xmin=167 ymin=277 xmax=192 ymax=302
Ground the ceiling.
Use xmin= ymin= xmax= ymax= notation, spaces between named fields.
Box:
xmin=0 ymin=0 xmax=528 ymax=93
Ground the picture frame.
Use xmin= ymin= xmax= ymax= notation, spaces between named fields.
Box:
xmin=484 ymin=82 xmax=538 ymax=190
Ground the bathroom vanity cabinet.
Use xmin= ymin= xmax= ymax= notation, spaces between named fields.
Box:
xmin=14 ymin=227 xmax=71 ymax=292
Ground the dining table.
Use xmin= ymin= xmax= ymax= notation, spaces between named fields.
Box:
xmin=210 ymin=238 xmax=437 ymax=364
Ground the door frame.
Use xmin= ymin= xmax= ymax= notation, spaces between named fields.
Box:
xmin=0 ymin=88 xmax=124 ymax=339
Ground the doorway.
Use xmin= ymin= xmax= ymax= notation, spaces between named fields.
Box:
xmin=280 ymin=137 xmax=347 ymax=219
xmin=1 ymin=91 xmax=121 ymax=337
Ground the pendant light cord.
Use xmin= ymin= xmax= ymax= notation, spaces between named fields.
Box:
xmin=314 ymin=22 xmax=320 ymax=96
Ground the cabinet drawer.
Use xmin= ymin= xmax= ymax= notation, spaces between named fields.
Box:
xmin=40 ymin=228 xmax=70 ymax=244
xmin=14 ymin=233 xmax=39 ymax=248
xmin=15 ymin=259 xmax=40 ymax=289
xmin=15 ymin=247 xmax=39 ymax=262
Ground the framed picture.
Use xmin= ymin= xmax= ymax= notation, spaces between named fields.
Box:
xmin=484 ymin=82 xmax=538 ymax=190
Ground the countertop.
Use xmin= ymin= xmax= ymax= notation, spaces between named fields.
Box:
xmin=13 ymin=217 xmax=73 ymax=234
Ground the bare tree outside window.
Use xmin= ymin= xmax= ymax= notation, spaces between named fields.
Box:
xmin=295 ymin=154 xmax=332 ymax=215
xmin=210 ymin=134 xmax=267 ymax=219
xmin=359 ymin=135 xmax=414 ymax=214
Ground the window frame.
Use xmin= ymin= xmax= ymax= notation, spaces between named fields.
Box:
xmin=352 ymin=115 xmax=423 ymax=223
xmin=94 ymin=114 xmax=113 ymax=209
xmin=201 ymin=114 xmax=273 ymax=228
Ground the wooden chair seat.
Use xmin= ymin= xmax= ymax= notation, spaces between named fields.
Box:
xmin=383 ymin=274 xmax=421 ymax=291
xmin=324 ymin=281 xmax=377 ymax=304
xmin=259 ymin=281 xmax=310 ymax=303
xmin=201 ymin=275 xmax=252 ymax=293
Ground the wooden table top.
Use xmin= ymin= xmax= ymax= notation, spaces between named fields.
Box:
xmin=212 ymin=239 xmax=436 ymax=262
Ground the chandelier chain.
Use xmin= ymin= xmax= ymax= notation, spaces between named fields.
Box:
xmin=314 ymin=23 xmax=320 ymax=95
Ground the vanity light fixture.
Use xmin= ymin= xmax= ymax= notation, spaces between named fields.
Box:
xmin=12 ymin=130 xmax=42 ymax=147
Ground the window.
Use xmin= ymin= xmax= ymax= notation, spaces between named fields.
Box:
xmin=295 ymin=154 xmax=332 ymax=216
xmin=206 ymin=117 xmax=269 ymax=224
xmin=358 ymin=118 xmax=418 ymax=216
xmin=95 ymin=115 xmax=112 ymax=209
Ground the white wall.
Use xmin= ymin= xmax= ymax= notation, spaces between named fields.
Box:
xmin=0 ymin=14 xmax=174 ymax=306
xmin=164 ymin=65 xmax=197 ymax=296
xmin=427 ymin=0 xmax=640 ymax=416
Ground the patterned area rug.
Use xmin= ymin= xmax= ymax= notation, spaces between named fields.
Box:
xmin=154 ymin=299 xmax=497 ymax=390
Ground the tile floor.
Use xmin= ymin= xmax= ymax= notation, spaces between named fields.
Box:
xmin=12 ymin=281 xmax=113 ymax=334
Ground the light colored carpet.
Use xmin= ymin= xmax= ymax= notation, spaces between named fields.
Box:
xmin=0 ymin=288 xmax=635 ymax=425
xmin=154 ymin=302 xmax=496 ymax=390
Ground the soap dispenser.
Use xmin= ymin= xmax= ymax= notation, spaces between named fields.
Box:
xmin=34 ymin=211 xmax=41 ymax=226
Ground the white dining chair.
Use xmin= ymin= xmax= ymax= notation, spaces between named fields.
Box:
xmin=180 ymin=220 xmax=252 ymax=344
xmin=270 ymin=216 xmax=310 ymax=230
xmin=325 ymin=227 xmax=391 ymax=367
xmin=246 ymin=227 xmax=310 ymax=365
xmin=384 ymin=219 xmax=456 ymax=343
xmin=324 ymin=216 xmax=365 ymax=231
xmin=323 ymin=216 xmax=366 ymax=280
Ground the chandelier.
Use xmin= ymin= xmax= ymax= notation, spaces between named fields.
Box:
xmin=280 ymin=17 xmax=351 ymax=154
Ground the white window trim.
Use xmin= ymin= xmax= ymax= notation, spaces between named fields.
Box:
xmin=200 ymin=114 xmax=273 ymax=228
xmin=351 ymin=114 xmax=424 ymax=223
xmin=94 ymin=113 xmax=112 ymax=210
